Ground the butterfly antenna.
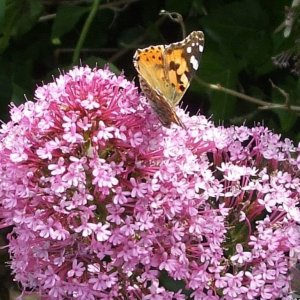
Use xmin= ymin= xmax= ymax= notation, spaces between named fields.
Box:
xmin=159 ymin=10 xmax=186 ymax=39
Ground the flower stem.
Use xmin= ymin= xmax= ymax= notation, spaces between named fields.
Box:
xmin=195 ymin=76 xmax=300 ymax=113
xmin=72 ymin=0 xmax=101 ymax=65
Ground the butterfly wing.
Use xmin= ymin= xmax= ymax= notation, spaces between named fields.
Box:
xmin=133 ymin=31 xmax=204 ymax=127
xmin=133 ymin=45 xmax=183 ymax=127
xmin=163 ymin=31 xmax=205 ymax=105
xmin=133 ymin=45 xmax=171 ymax=100
xmin=138 ymin=75 xmax=185 ymax=128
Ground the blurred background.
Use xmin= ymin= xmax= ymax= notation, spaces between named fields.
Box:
xmin=0 ymin=0 xmax=299 ymax=298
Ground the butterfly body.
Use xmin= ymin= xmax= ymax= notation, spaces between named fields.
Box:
xmin=133 ymin=31 xmax=204 ymax=128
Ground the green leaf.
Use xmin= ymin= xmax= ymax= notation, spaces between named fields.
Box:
xmin=165 ymin=0 xmax=193 ymax=15
xmin=276 ymin=109 xmax=297 ymax=132
xmin=12 ymin=58 xmax=34 ymax=99
xmin=0 ymin=0 xmax=5 ymax=31
xmin=51 ymin=5 xmax=89 ymax=39
xmin=51 ymin=37 xmax=61 ymax=45
xmin=202 ymin=0 xmax=268 ymax=41
xmin=0 ymin=0 xmax=43 ymax=52
xmin=15 ymin=0 xmax=43 ymax=35
xmin=196 ymin=42 xmax=242 ymax=121
xmin=12 ymin=83 xmax=26 ymax=103
xmin=271 ymin=77 xmax=299 ymax=133
xmin=159 ymin=270 xmax=186 ymax=293
xmin=0 ymin=58 xmax=13 ymax=118
xmin=202 ymin=0 xmax=272 ymax=72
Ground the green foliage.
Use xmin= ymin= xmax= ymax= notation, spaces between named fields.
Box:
xmin=0 ymin=0 xmax=298 ymax=133
xmin=51 ymin=5 xmax=89 ymax=41
xmin=0 ymin=0 xmax=43 ymax=52
xmin=159 ymin=270 xmax=188 ymax=295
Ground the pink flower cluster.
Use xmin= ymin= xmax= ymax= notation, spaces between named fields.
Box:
xmin=0 ymin=66 xmax=300 ymax=299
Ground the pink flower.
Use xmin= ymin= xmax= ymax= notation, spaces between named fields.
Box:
xmin=67 ymin=259 xmax=85 ymax=278
xmin=222 ymin=272 xmax=248 ymax=298
xmin=231 ymin=244 xmax=252 ymax=264
xmin=92 ymin=222 xmax=111 ymax=242
xmin=0 ymin=66 xmax=300 ymax=299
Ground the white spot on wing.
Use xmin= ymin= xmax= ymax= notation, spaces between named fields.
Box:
xmin=187 ymin=46 xmax=192 ymax=53
xmin=199 ymin=45 xmax=204 ymax=52
xmin=190 ymin=55 xmax=199 ymax=70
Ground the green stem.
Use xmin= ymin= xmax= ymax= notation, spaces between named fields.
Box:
xmin=72 ymin=0 xmax=101 ymax=65
xmin=195 ymin=77 xmax=300 ymax=113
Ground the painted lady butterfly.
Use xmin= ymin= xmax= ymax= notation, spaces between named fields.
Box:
xmin=133 ymin=31 xmax=204 ymax=128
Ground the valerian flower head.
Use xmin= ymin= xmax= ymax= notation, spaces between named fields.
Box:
xmin=0 ymin=66 xmax=300 ymax=299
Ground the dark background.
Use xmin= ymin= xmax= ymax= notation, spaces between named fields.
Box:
xmin=0 ymin=0 xmax=299 ymax=298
